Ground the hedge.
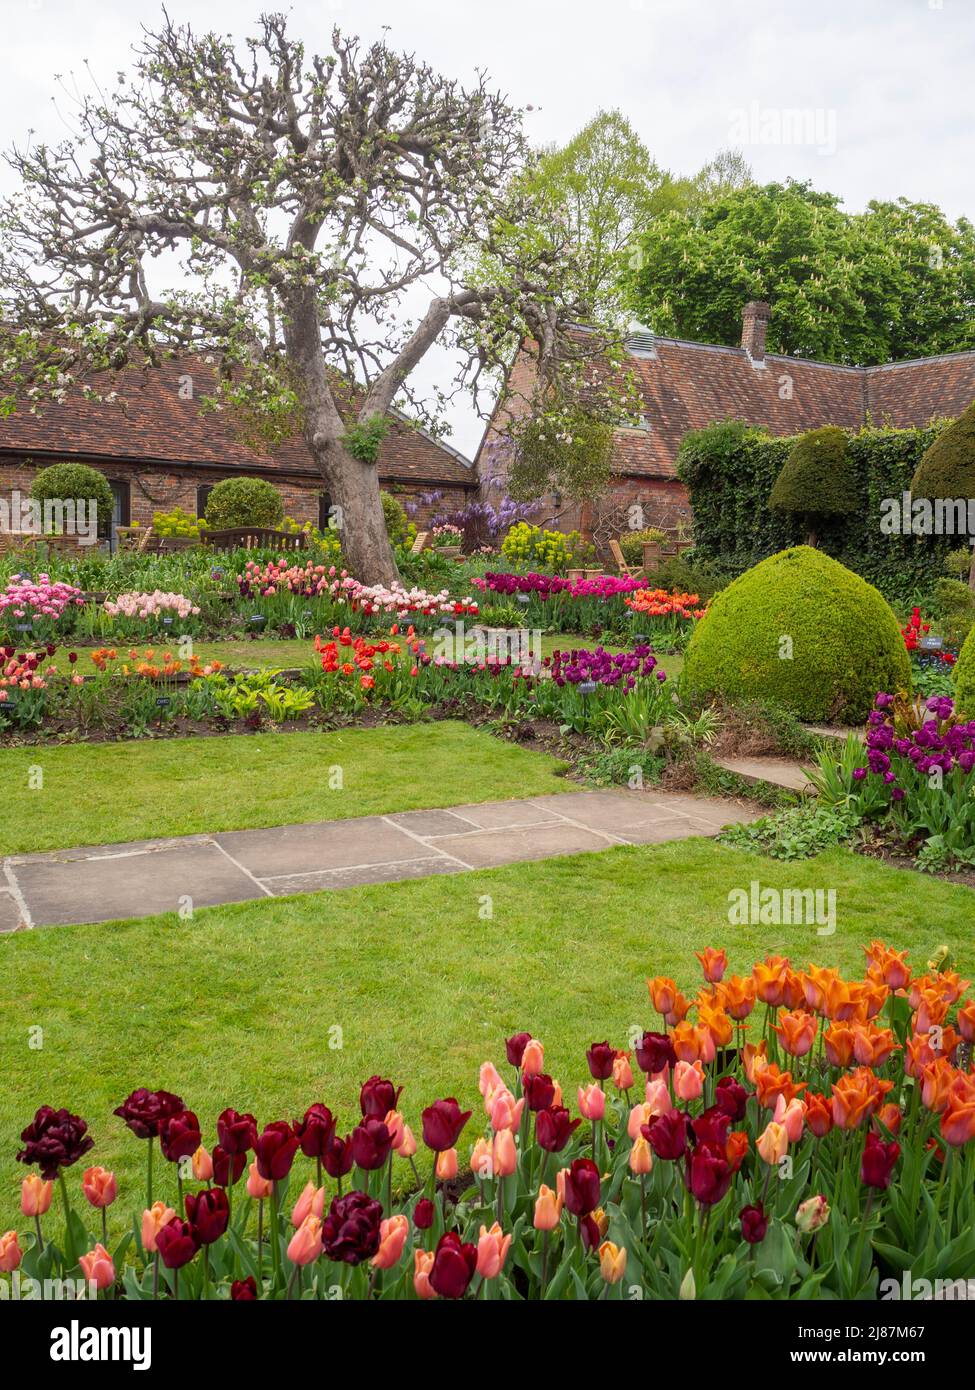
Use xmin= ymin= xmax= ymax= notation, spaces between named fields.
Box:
xmin=677 ymin=419 xmax=952 ymax=598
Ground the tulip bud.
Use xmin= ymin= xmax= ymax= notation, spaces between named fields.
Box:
xmin=796 ymin=1195 xmax=830 ymax=1233
xmin=679 ymin=1267 xmax=696 ymax=1300
xmin=577 ymin=1083 xmax=606 ymax=1121
xmin=756 ymin=1120 xmax=789 ymax=1166
xmin=612 ymin=1053 xmax=634 ymax=1091
xmin=79 ymin=1243 xmax=115 ymax=1290
xmin=20 ymin=1175 xmax=53 ymax=1218
xmin=141 ymin=1201 xmax=176 ymax=1254
xmin=521 ymin=1039 xmax=545 ymax=1077
xmin=413 ymin=1247 xmax=437 ymax=1299
xmin=598 ymin=1240 xmax=627 ymax=1285
xmin=371 ymin=1214 xmax=409 ymax=1270
xmin=493 ymin=1127 xmax=518 ymax=1178
xmin=628 ymin=1135 xmax=653 ymax=1175
xmin=291 ymin=1180 xmax=325 ymax=1228
xmin=81 ymin=1166 xmax=118 ymax=1209
xmin=0 ymin=1231 xmax=23 ymax=1273
xmin=246 ymin=1160 xmax=273 ymax=1200
xmin=287 ymin=1214 xmax=323 ymax=1266
xmin=476 ymin=1221 xmax=511 ymax=1279
xmin=191 ymin=1146 xmax=213 ymax=1182
xmin=533 ymin=1184 xmax=563 ymax=1231
xmin=435 ymin=1147 xmax=458 ymax=1181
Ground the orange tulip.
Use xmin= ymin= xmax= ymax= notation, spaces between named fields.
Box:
xmin=801 ymin=964 xmax=839 ymax=1014
xmin=820 ymin=976 xmax=859 ymax=1022
xmin=414 ymin=1247 xmax=437 ymax=1299
xmin=476 ymin=1222 xmax=512 ymax=1279
xmin=493 ymin=1127 xmax=518 ymax=1178
xmin=612 ymin=1053 xmax=634 ymax=1092
xmin=773 ymin=1009 xmax=818 ymax=1058
xmin=644 ymin=1078 xmax=672 ymax=1117
xmin=742 ymin=1041 xmax=768 ymax=1084
xmin=246 ymin=1160 xmax=273 ymax=1200
xmin=698 ymin=1002 xmax=734 ymax=1049
xmin=852 ymin=1024 xmax=900 ymax=1068
xmin=665 ymin=991 xmax=694 ymax=1026
xmin=489 ymin=1088 xmax=524 ymax=1131
xmin=141 ymin=1201 xmax=176 ymax=1253
xmin=372 ymin=1214 xmax=409 ymax=1270
xmin=726 ymin=1130 xmax=749 ymax=1171
xmin=940 ymin=1098 xmax=975 ymax=1147
xmin=521 ymin=1039 xmax=545 ymax=1078
xmin=695 ymin=947 xmax=728 ymax=983
xmin=755 ymin=1063 xmax=805 ymax=1110
xmin=79 ymin=1242 xmax=115 ymax=1290
xmin=533 ymin=1185 xmax=563 ymax=1230
xmin=598 ymin=1240 xmax=627 ymax=1284
xmin=629 ymin=1135 xmax=653 ymax=1175
xmin=436 ymin=1148 xmax=458 ymax=1181
xmin=20 ymin=1175 xmax=53 ymax=1217
xmin=781 ymin=969 xmax=808 ymax=1011
xmin=913 ymin=987 xmax=950 ymax=1034
xmin=753 ymin=955 xmax=790 ymax=1007
xmin=854 ymin=980 xmax=889 ymax=1021
xmin=287 ymin=1215 xmax=323 ymax=1266
xmin=479 ymin=1062 xmax=505 ymax=1102
xmin=864 ymin=941 xmax=912 ymax=992
xmin=191 ymin=1146 xmax=212 ymax=1182
xmin=831 ymin=1068 xmax=892 ymax=1130
xmin=804 ymin=1093 xmax=833 ymax=1138
xmin=648 ymin=976 xmax=678 ymax=1016
xmin=398 ymin=1124 xmax=417 ymax=1159
xmin=756 ymin=1121 xmax=788 ymax=1165
xmin=874 ymin=1103 xmax=903 ymax=1136
xmin=82 ymin=1166 xmax=118 ymax=1209
xmin=920 ymin=1057 xmax=957 ymax=1113
xmin=718 ymin=975 xmax=756 ymax=1020
xmin=957 ymin=1001 xmax=975 ymax=1043
xmin=823 ymin=1022 xmax=857 ymax=1068
xmin=0 ymin=1231 xmax=22 ymax=1273
xmin=471 ymin=1136 xmax=493 ymax=1182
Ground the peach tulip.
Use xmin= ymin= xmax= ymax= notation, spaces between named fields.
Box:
xmin=533 ymin=1184 xmax=563 ymax=1231
xmin=773 ymin=1096 xmax=805 ymax=1144
xmin=578 ymin=1083 xmax=606 ymax=1121
xmin=628 ymin=1102 xmax=654 ymax=1141
xmin=470 ymin=1136 xmax=494 ymax=1181
xmin=612 ymin=1053 xmax=634 ymax=1093
xmin=673 ymin=1059 xmax=705 ymax=1102
xmin=629 ymin=1135 xmax=653 ymax=1175
xmin=79 ymin=1243 xmax=115 ymax=1291
xmin=644 ymin=1077 xmax=672 ymax=1117
xmin=384 ymin=1110 xmax=406 ymax=1150
xmin=82 ymin=1166 xmax=118 ymax=1209
xmin=756 ymin=1121 xmax=789 ymax=1166
xmin=414 ymin=1248 xmax=437 ymax=1299
xmin=598 ymin=1240 xmax=627 ymax=1285
xmin=20 ymin=1175 xmax=53 ymax=1217
xmin=141 ymin=1201 xmax=176 ymax=1254
xmin=493 ymin=1127 xmax=518 ymax=1178
xmin=479 ymin=1061 xmax=505 ymax=1099
xmin=191 ymin=1146 xmax=213 ymax=1182
xmin=287 ymin=1215 xmax=323 ymax=1266
xmin=0 ymin=1231 xmax=22 ymax=1273
xmin=489 ymin=1089 xmax=524 ymax=1132
xmin=476 ymin=1222 xmax=512 ymax=1279
xmin=521 ymin=1039 xmax=545 ymax=1077
xmin=435 ymin=1148 xmax=458 ymax=1181
xmin=398 ymin=1124 xmax=417 ymax=1159
xmin=291 ymin=1181 xmax=325 ymax=1228
xmin=246 ymin=1160 xmax=273 ymax=1200
xmin=372 ymin=1214 xmax=409 ymax=1270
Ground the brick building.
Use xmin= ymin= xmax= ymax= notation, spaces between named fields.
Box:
xmin=477 ymin=302 xmax=975 ymax=548
xmin=0 ymin=356 xmax=475 ymax=536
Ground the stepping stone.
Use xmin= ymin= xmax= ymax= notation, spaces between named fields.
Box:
xmin=715 ymin=756 xmax=815 ymax=794
xmin=214 ymin=816 xmax=429 ymax=879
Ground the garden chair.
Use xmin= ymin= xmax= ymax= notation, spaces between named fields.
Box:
xmin=409 ymin=530 xmax=430 ymax=555
xmin=608 ymin=538 xmax=644 ymax=580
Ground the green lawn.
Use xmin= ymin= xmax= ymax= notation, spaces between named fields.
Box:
xmin=0 ymin=722 xmax=571 ymax=854
xmin=1 ymin=839 xmax=969 ymax=1231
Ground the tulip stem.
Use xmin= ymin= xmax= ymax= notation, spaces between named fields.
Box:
xmin=146 ymin=1137 xmax=154 ymax=1210
xmin=257 ymin=1200 xmax=264 ymax=1283
xmin=34 ymin=1214 xmax=44 ymax=1258
xmin=270 ymin=1182 xmax=282 ymax=1289
xmin=152 ymin=1251 xmax=159 ymax=1299
xmin=287 ymin=1264 xmax=299 ymax=1300
xmin=57 ymin=1171 xmax=76 ymax=1268
xmin=541 ymin=1231 xmax=549 ymax=1296
xmin=101 ymin=1206 xmax=108 ymax=1248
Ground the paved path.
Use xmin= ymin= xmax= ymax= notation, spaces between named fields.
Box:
xmin=1 ymin=789 xmax=761 ymax=930
xmin=714 ymin=756 xmax=816 ymax=794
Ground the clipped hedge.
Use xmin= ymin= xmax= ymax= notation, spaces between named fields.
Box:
xmin=30 ymin=462 xmax=114 ymax=528
xmin=677 ymin=419 xmax=950 ymax=598
xmin=954 ymin=624 xmax=975 ymax=718
xmin=769 ymin=425 xmax=858 ymax=523
xmin=204 ymin=476 xmax=283 ymax=529
xmin=682 ymin=545 xmax=911 ymax=723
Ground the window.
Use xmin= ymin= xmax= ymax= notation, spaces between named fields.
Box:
xmin=318 ymin=492 xmax=334 ymax=532
xmin=196 ymin=484 xmax=213 ymax=519
xmin=108 ymin=479 xmax=130 ymax=532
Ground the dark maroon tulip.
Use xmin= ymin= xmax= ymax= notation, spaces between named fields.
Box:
xmin=563 ymin=1158 xmax=601 ymax=1217
xmin=579 ymin=1213 xmax=601 ymax=1253
xmin=643 ymin=1110 xmax=688 ymax=1161
xmin=17 ymin=1106 xmax=94 ymax=1180
xmin=155 ymin=1217 xmax=199 ymax=1270
xmin=505 ymin=1032 xmax=532 ymax=1068
xmin=716 ymin=1076 xmax=748 ymax=1121
xmin=253 ymin=1121 xmax=299 ymax=1182
xmin=185 ymin=1187 xmax=229 ymax=1245
xmin=535 ymin=1105 xmax=581 ymax=1153
xmin=413 ymin=1197 xmax=435 ymax=1230
xmin=159 ymin=1111 xmax=202 ymax=1163
xmin=231 ymin=1276 xmax=257 ymax=1301
xmin=740 ymin=1204 xmax=768 ymax=1244
xmin=359 ymin=1076 xmax=402 ymax=1119
xmin=113 ymin=1089 xmax=186 ymax=1140
xmin=861 ymin=1132 xmax=900 ymax=1190
xmin=322 ymin=1133 xmax=354 ymax=1180
xmin=211 ymin=1145 xmax=247 ymax=1188
xmin=586 ymin=1041 xmax=615 ymax=1081
xmin=350 ymin=1118 xmax=394 ymax=1171
xmin=216 ymin=1108 xmax=257 ymax=1155
xmin=429 ymin=1231 xmax=478 ymax=1299
xmin=295 ymin=1103 xmax=336 ymax=1159
xmin=684 ymin=1143 xmax=733 ymax=1207
xmin=321 ymin=1190 xmax=383 ymax=1265
xmin=635 ymin=1031 xmax=677 ymax=1076
xmin=523 ymin=1073 xmax=556 ymax=1112
xmin=692 ymin=1106 xmax=731 ymax=1149
xmin=421 ymin=1098 xmax=472 ymax=1153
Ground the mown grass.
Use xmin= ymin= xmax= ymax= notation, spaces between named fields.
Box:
xmin=2 ymin=839 xmax=969 ymax=1230
xmin=0 ymin=722 xmax=571 ymax=853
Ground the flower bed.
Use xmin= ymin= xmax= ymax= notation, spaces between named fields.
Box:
xmin=0 ymin=574 xmax=85 ymax=643
xmin=473 ymin=572 xmax=646 ymax=635
xmin=7 ymin=941 xmax=974 ymax=1301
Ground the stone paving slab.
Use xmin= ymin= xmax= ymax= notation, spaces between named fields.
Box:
xmin=5 ymin=788 xmax=761 ymax=929
xmin=715 ymin=757 xmax=815 ymax=794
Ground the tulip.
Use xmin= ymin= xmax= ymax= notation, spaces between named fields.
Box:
xmin=372 ymin=1214 xmax=409 ymax=1270
xmin=644 ymin=1077 xmax=672 ymax=1117
xmin=359 ymin=1075 xmax=402 ymax=1119
xmin=414 ymin=1197 xmax=435 ymax=1229
xmin=253 ymin=1121 xmax=299 ymax=1181
xmin=291 ymin=1181 xmax=326 ymax=1228
xmin=321 ymin=1190 xmax=383 ymax=1265
xmin=612 ymin=1053 xmax=634 ymax=1091
xmin=294 ymin=1103 xmax=334 ymax=1159
xmin=479 ymin=1061 xmax=505 ymax=1100
xmin=185 ymin=1187 xmax=229 ymax=1246
xmin=488 ymin=1089 xmax=524 ymax=1131
xmin=796 ymin=1195 xmax=830 ymax=1233
xmin=21 ymin=1175 xmax=53 ymax=1217
xmin=191 ymin=1147 xmax=213 ymax=1182
xmin=287 ymin=1215 xmax=324 ymax=1266
xmin=577 ymin=1083 xmax=606 ymax=1121
xmin=322 ymin=1134 xmax=354 ymax=1180
xmin=860 ymin=1132 xmax=900 ymax=1189
xmin=79 ymin=1243 xmax=115 ymax=1291
xmin=875 ymin=1103 xmax=903 ymax=1137
xmin=644 ymin=1111 xmax=688 ymax=1161
xmin=635 ymin=1031 xmax=677 ymax=1076
xmin=155 ymin=1217 xmax=199 ymax=1270
xmin=673 ymin=1059 xmax=705 ymax=1102
xmin=520 ymin=1039 xmax=545 ymax=1077
xmin=159 ymin=1110 xmax=201 ymax=1163
xmin=598 ymin=1240 xmax=627 ymax=1284
xmin=533 ymin=1185 xmax=563 ymax=1230
xmin=684 ymin=1144 xmax=733 ymax=1207
xmin=524 ymin=1073 xmax=556 ymax=1111
xmin=17 ymin=1105 xmax=94 ymax=1179
xmin=505 ymin=1033 xmax=532 ymax=1068
xmin=773 ymin=1096 xmax=805 ymax=1144
xmin=212 ymin=1145 xmax=247 ymax=1188
xmin=536 ymin=1105 xmax=581 ymax=1153
xmin=113 ymin=1089 xmax=185 ymax=1141
xmin=436 ymin=1147 xmax=458 ymax=1180
xmin=804 ymin=1093 xmax=834 ymax=1139
xmin=414 ymin=1247 xmax=437 ymax=1299
xmin=563 ymin=1157 xmax=601 ymax=1217
xmin=585 ymin=1041 xmax=615 ymax=1081
xmin=756 ymin=1121 xmax=789 ymax=1166
xmin=351 ymin=1117 xmax=394 ymax=1171
xmin=231 ymin=1276 xmax=258 ymax=1300
xmin=628 ymin=1135 xmax=653 ymax=1175
xmin=0 ymin=1231 xmax=22 ymax=1273
xmin=430 ymin=1231 xmax=478 ymax=1298
xmin=773 ymin=1009 xmax=818 ymax=1058
xmin=940 ymin=1098 xmax=975 ymax=1147
xmin=217 ymin=1108 xmax=257 ymax=1156
xmin=246 ymin=1161 xmax=273 ymax=1200
xmin=476 ymin=1222 xmax=512 ymax=1279
xmin=141 ymin=1201 xmax=176 ymax=1253
xmin=695 ymin=947 xmax=728 ymax=983
xmin=715 ymin=1076 xmax=748 ymax=1121
xmin=421 ymin=1098 xmax=472 ymax=1153
xmin=493 ymin=1127 xmax=519 ymax=1177
xmin=740 ymin=1204 xmax=768 ymax=1244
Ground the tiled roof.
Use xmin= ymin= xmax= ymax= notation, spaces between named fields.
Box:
xmin=0 ymin=356 xmax=475 ymax=487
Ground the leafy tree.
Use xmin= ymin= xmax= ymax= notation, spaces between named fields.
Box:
xmin=0 ymin=15 xmax=621 ymax=583
xmin=628 ymin=181 xmax=975 ymax=364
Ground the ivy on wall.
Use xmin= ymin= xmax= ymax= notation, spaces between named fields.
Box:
xmin=676 ymin=419 xmax=953 ymax=597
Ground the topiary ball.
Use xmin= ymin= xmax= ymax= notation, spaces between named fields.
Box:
xmin=911 ymin=400 xmax=975 ymax=500
xmin=953 ymin=623 xmax=975 ymax=718
xmin=681 ymin=545 xmax=910 ymax=723
xmin=769 ymin=426 xmax=857 ymax=516
xmin=204 ymin=476 xmax=283 ymax=529
xmin=30 ymin=462 xmax=114 ymax=531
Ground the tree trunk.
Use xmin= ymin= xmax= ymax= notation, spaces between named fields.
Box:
xmin=311 ymin=436 xmax=400 ymax=587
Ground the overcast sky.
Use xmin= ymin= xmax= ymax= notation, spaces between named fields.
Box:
xmin=3 ymin=0 xmax=973 ymax=457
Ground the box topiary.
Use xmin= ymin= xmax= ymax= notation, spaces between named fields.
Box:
xmin=30 ymin=462 xmax=114 ymax=530
xmin=204 ymin=476 xmax=283 ymax=529
xmin=953 ymin=624 xmax=975 ymax=717
xmin=768 ymin=426 xmax=857 ymax=545
xmin=681 ymin=545 xmax=911 ymax=723
xmin=911 ymin=400 xmax=975 ymax=500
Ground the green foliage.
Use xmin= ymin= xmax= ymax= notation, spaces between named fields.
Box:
xmin=380 ymin=490 xmax=410 ymax=545
xmin=204 ymin=476 xmax=284 ymax=529
xmin=508 ymin=403 xmax=616 ymax=503
xmin=617 ymin=526 xmax=667 ymax=564
xmin=643 ymin=552 xmax=732 ymax=603
xmin=677 ymin=419 xmax=951 ymax=600
xmin=682 ymin=546 xmax=911 ymax=722
xmin=29 ymin=463 xmax=113 ymax=528
xmin=953 ymin=622 xmax=975 ymax=717
xmin=719 ymin=803 xmax=862 ymax=861
xmin=343 ymin=414 xmax=389 ymax=464
xmin=500 ymin=521 xmax=590 ymax=571
xmin=911 ymin=400 xmax=975 ymax=499
xmin=627 ymin=181 xmax=975 ymax=364
xmin=152 ymin=506 xmax=205 ymax=539
xmin=769 ymin=426 xmax=857 ymax=523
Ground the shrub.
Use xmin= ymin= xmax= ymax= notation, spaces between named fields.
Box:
xmin=954 ymin=623 xmax=975 ymax=717
xmin=500 ymin=521 xmax=589 ymax=571
xmin=380 ymin=490 xmax=410 ymax=545
xmin=152 ymin=506 xmax=205 ymax=539
xmin=681 ymin=546 xmax=911 ymax=722
xmin=618 ymin=526 xmax=667 ymax=565
xmin=769 ymin=426 xmax=858 ymax=543
xmin=29 ymin=463 xmax=114 ymax=532
xmin=204 ymin=476 xmax=284 ymax=529
xmin=911 ymin=399 xmax=975 ymax=500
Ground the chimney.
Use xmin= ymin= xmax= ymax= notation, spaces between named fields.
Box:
xmin=741 ymin=300 xmax=770 ymax=365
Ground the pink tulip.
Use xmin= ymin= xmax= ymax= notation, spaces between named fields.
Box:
xmin=774 ymin=1095 xmax=805 ymax=1143
xmin=0 ymin=1231 xmax=22 ymax=1273
xmin=291 ymin=1181 xmax=325 ymax=1228
xmin=479 ymin=1061 xmax=505 ymax=1100
xmin=673 ymin=1060 xmax=705 ymax=1102
xmin=578 ymin=1083 xmax=606 ymax=1121
xmin=384 ymin=1109 xmax=406 ymax=1149
xmin=521 ymin=1040 xmax=545 ymax=1077
xmin=82 ymin=1166 xmax=118 ymax=1209
xmin=476 ymin=1221 xmax=512 ymax=1279
xmin=287 ymin=1215 xmax=323 ymax=1266
xmin=493 ymin=1127 xmax=518 ymax=1177
xmin=489 ymin=1089 xmax=524 ymax=1132
xmin=191 ymin=1147 xmax=213 ymax=1182
xmin=371 ymin=1214 xmax=409 ymax=1270
xmin=246 ymin=1160 xmax=273 ymax=1200
xmin=79 ymin=1243 xmax=115 ymax=1291
xmin=627 ymin=1102 xmax=654 ymax=1140
xmin=644 ymin=1078 xmax=673 ymax=1117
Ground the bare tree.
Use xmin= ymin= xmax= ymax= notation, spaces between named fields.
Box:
xmin=0 ymin=12 xmax=621 ymax=581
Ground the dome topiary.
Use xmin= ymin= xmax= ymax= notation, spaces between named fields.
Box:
xmin=204 ymin=476 xmax=283 ymax=529
xmin=681 ymin=545 xmax=910 ymax=722
xmin=30 ymin=462 xmax=114 ymax=531
xmin=911 ymin=400 xmax=975 ymax=500
xmin=953 ymin=623 xmax=975 ymax=718
xmin=768 ymin=426 xmax=857 ymax=545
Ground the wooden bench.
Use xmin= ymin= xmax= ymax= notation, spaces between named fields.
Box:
xmin=202 ymin=527 xmax=307 ymax=551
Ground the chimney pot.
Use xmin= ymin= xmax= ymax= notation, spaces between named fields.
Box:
xmin=741 ymin=300 xmax=771 ymax=363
